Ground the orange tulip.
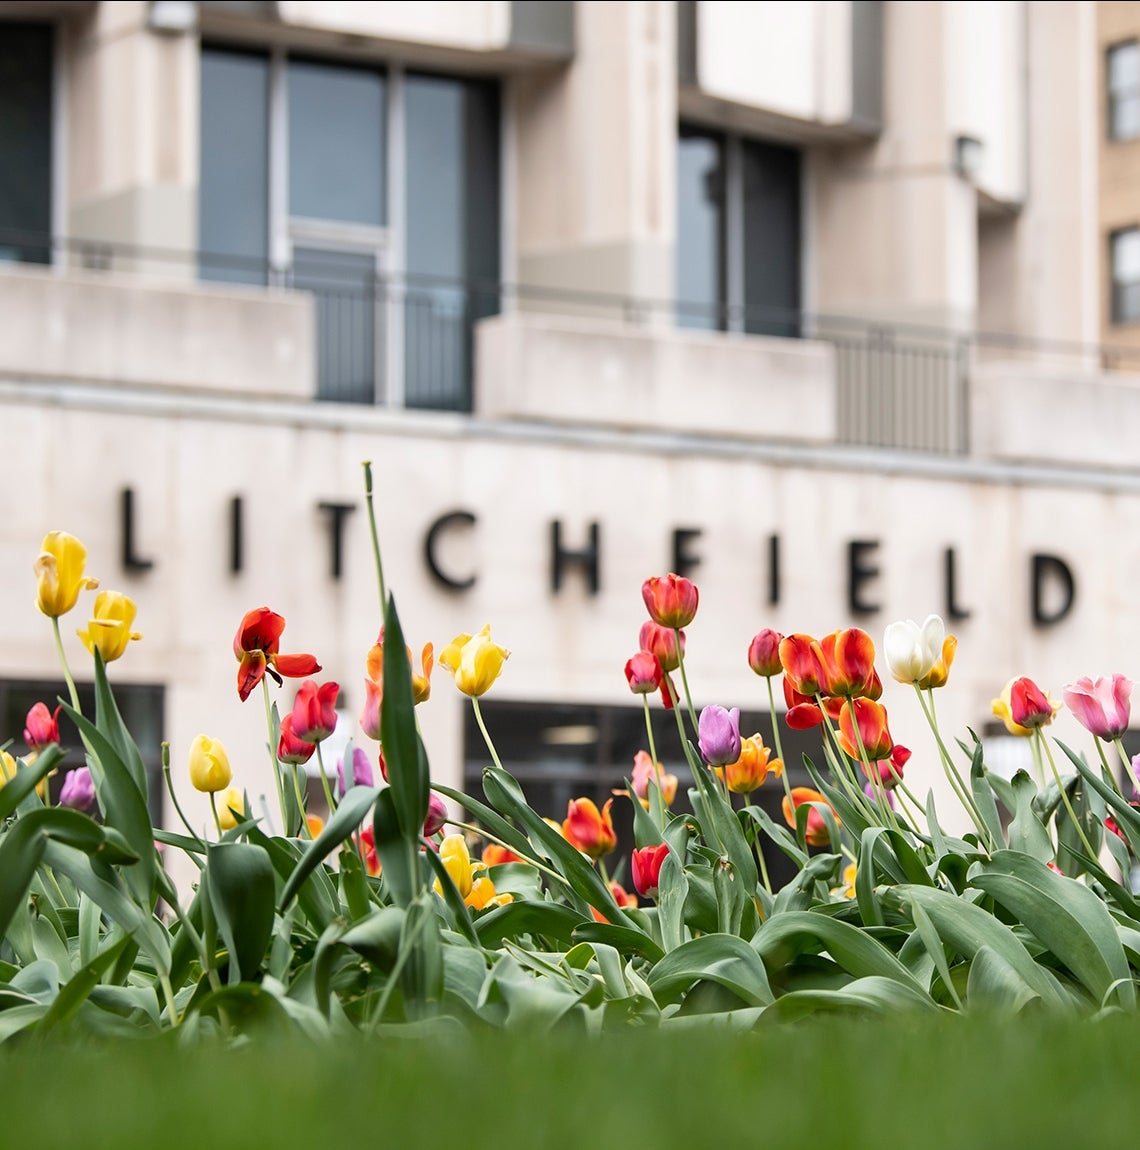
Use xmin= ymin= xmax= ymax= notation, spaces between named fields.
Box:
xmin=837 ymin=698 xmax=894 ymax=761
xmin=715 ymin=733 xmax=780 ymax=794
xmin=816 ymin=629 xmax=878 ymax=698
xmin=779 ymin=633 xmax=826 ymax=697
xmin=482 ymin=843 xmax=525 ymax=866
xmin=367 ymin=630 xmax=434 ymax=706
xmin=638 ymin=620 xmax=684 ymax=675
xmin=562 ymin=797 xmax=617 ymax=860
xmin=642 ymin=573 xmax=699 ymax=629
xmin=782 ymin=786 xmax=838 ymax=848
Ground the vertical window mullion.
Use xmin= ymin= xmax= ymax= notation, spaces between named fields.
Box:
xmin=268 ymin=47 xmax=288 ymax=283
xmin=385 ymin=64 xmax=406 ymax=407
xmin=724 ymin=133 xmax=745 ymax=334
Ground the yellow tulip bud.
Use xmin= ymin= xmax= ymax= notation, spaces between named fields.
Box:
xmin=76 ymin=591 xmax=142 ymax=663
xmin=438 ymin=625 xmax=510 ymax=697
xmin=189 ymin=734 xmax=232 ymax=793
xmin=34 ymin=531 xmax=99 ymax=618
xmin=436 ymin=833 xmax=473 ymax=898
xmin=216 ymin=786 xmax=245 ymax=830
xmin=0 ymin=750 xmax=17 ymax=785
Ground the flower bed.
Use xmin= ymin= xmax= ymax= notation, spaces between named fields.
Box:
xmin=3 ymin=463 xmax=1140 ymax=1040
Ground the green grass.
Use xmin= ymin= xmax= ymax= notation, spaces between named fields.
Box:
xmin=3 ymin=1014 xmax=1139 ymax=1149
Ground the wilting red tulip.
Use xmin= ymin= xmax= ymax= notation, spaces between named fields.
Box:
xmin=277 ymin=713 xmax=316 ymax=765
xmin=562 ymin=797 xmax=617 ymax=860
xmin=289 ymin=680 xmax=339 ymax=743
xmin=779 ymin=633 xmax=826 ymax=697
xmin=747 ymin=629 xmax=783 ymax=677
xmin=23 ymin=702 xmax=61 ymax=751
xmin=817 ymin=628 xmax=879 ymax=698
xmin=631 ymin=843 xmax=670 ymax=898
xmin=1009 ymin=677 xmax=1060 ymax=730
xmin=837 ymin=698 xmax=894 ymax=761
xmin=1063 ymin=675 xmax=1133 ymax=740
xmin=639 ymin=620 xmax=685 ymax=676
xmin=234 ymin=607 xmax=321 ymax=702
xmin=641 ymin=574 xmax=699 ymax=629
xmin=782 ymin=786 xmax=839 ymax=848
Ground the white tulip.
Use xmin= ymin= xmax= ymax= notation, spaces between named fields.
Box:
xmin=883 ymin=615 xmax=945 ymax=684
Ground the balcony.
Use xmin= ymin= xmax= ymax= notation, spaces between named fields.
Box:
xmin=3 ymin=233 xmax=1140 ymax=470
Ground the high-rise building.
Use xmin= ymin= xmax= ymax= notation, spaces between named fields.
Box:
xmin=0 ymin=2 xmax=1133 ymax=866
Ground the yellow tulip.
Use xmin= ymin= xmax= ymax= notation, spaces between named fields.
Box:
xmin=438 ymin=625 xmax=510 ymax=697
xmin=76 ymin=591 xmax=142 ymax=662
xmin=189 ymin=734 xmax=232 ymax=793
xmin=0 ymin=750 xmax=16 ymax=785
xmin=34 ymin=531 xmax=99 ymax=618
xmin=216 ymin=786 xmax=245 ymax=831
xmin=436 ymin=833 xmax=474 ymax=898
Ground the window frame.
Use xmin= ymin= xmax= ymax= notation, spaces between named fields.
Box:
xmin=1108 ymin=39 xmax=1140 ymax=142
xmin=1110 ymin=225 xmax=1140 ymax=326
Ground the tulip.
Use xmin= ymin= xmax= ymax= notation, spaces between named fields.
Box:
xmin=424 ymin=793 xmax=448 ymax=838
xmin=864 ymin=781 xmax=896 ymax=809
xmin=439 ymin=625 xmax=510 ymax=697
xmin=233 ymin=607 xmax=321 ymax=703
xmin=817 ymin=628 xmax=879 ymax=698
xmin=782 ymin=678 xmax=824 ymax=730
xmin=631 ymin=842 xmax=670 ymax=898
xmin=435 ymin=833 xmax=511 ymax=908
xmin=277 ymin=713 xmax=316 ymax=766
xmin=59 ymin=766 xmax=95 ymax=812
xmin=0 ymin=750 xmax=16 ymax=786
xmin=779 ymin=633 xmax=826 ymax=697
xmin=629 ymin=749 xmax=678 ymax=808
xmin=624 ymin=650 xmax=663 ymax=695
xmin=76 ymin=591 xmax=142 ymax=663
xmin=833 ymin=862 xmax=858 ymax=900
xmin=562 ymin=797 xmax=617 ymax=859
xmin=337 ymin=746 xmax=375 ymax=797
xmin=782 ymin=786 xmax=839 ymax=848
xmin=366 ymin=631 xmax=434 ymax=705
xmin=289 ymin=680 xmax=340 ymax=743
xmin=358 ymin=825 xmax=381 ymax=876
xmin=305 ymin=814 xmax=325 ymax=838
xmin=1063 ymin=674 xmax=1133 ymax=740
xmin=883 ymin=615 xmax=945 ymax=684
xmin=482 ymin=843 xmax=524 ymax=866
xmin=837 ymin=698 xmax=894 ymax=761
xmin=359 ymin=679 xmax=382 ymax=740
xmin=1008 ymin=677 xmax=1061 ymax=730
xmin=716 ymin=732 xmax=779 ymax=794
xmin=591 ymin=881 xmax=637 ymax=922
xmin=916 ymin=635 xmax=957 ymax=690
xmin=188 ymin=734 xmax=232 ymax=793
xmin=216 ymin=786 xmax=245 ymax=831
xmin=34 ymin=531 xmax=99 ymax=618
xmin=698 ymin=705 xmax=741 ymax=767
xmin=641 ymin=573 xmax=699 ymax=629
xmin=747 ymin=629 xmax=783 ymax=677
xmin=864 ymin=743 xmax=909 ymax=790
xmin=991 ymin=680 xmax=1034 ymax=737
xmin=23 ymin=702 xmax=60 ymax=751
xmin=638 ymin=620 xmax=684 ymax=674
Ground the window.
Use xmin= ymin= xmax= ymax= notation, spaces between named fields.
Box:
xmin=199 ymin=46 xmax=500 ymax=410
xmin=463 ymin=699 xmax=825 ymax=888
xmin=1111 ymin=227 xmax=1140 ymax=324
xmin=1108 ymin=40 xmax=1140 ymax=141
xmin=0 ymin=680 xmax=165 ymax=823
xmin=0 ymin=22 xmax=53 ymax=265
xmin=676 ymin=124 xmax=801 ymax=338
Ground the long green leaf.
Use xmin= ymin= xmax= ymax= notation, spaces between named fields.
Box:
xmin=380 ymin=596 xmax=429 ymax=840
xmin=759 ymin=976 xmax=941 ymax=1021
xmin=647 ymin=933 xmax=774 ymax=1007
xmin=206 ymin=842 xmax=276 ymax=984
xmin=0 ymin=746 xmax=63 ymax=821
xmin=1006 ymin=771 xmax=1053 ymax=861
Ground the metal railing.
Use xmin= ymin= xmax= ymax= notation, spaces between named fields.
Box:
xmin=4 ymin=229 xmax=1139 ymax=454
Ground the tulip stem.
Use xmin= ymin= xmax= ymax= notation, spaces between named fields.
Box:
xmin=315 ymin=742 xmax=338 ymax=815
xmin=1038 ymin=731 xmax=1099 ymax=862
xmin=363 ymin=461 xmax=388 ymax=616
xmin=471 ymin=697 xmax=504 ymax=773
xmin=815 ymin=698 xmax=881 ymax=823
xmin=765 ymin=676 xmax=793 ymax=806
xmin=1111 ymin=737 xmax=1134 ymax=799
xmin=673 ymin=628 xmax=700 ymax=736
xmin=754 ymin=828 xmax=773 ymax=895
xmin=209 ymin=793 xmax=223 ymax=838
xmin=261 ymin=679 xmax=289 ymax=834
xmin=844 ymin=697 xmax=900 ymax=831
xmin=290 ymin=765 xmax=311 ymax=838
xmin=913 ymin=685 xmax=994 ymax=851
xmin=161 ymin=752 xmax=208 ymax=859
xmin=641 ymin=697 xmax=660 ymax=778
xmin=51 ymin=617 xmax=81 ymax=712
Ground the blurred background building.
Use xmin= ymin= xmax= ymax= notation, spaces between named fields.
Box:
xmin=2 ymin=1 xmax=1140 ymax=862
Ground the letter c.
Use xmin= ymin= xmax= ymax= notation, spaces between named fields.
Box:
xmin=425 ymin=510 xmax=477 ymax=591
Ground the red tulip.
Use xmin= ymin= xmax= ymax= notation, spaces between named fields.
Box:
xmin=277 ymin=713 xmax=316 ymax=765
xmin=631 ymin=843 xmax=670 ymax=898
xmin=1009 ymin=677 xmax=1059 ymax=730
xmin=747 ymin=629 xmax=783 ymax=677
xmin=562 ymin=797 xmax=617 ymax=860
xmin=23 ymin=702 xmax=61 ymax=751
xmin=289 ymin=680 xmax=339 ymax=743
xmin=641 ymin=574 xmax=699 ymax=629
xmin=234 ymin=607 xmax=321 ymax=702
xmin=639 ymin=620 xmax=684 ymax=674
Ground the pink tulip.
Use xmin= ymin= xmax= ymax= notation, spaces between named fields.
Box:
xmin=1062 ymin=675 xmax=1133 ymax=740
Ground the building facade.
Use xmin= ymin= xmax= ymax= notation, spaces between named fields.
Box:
xmin=1 ymin=1 xmax=1138 ymax=867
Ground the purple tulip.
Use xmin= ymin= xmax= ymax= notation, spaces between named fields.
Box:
xmin=698 ymin=705 xmax=741 ymax=767
xmin=59 ymin=766 xmax=95 ymax=812
xmin=337 ymin=746 xmax=376 ymax=797
xmin=864 ymin=781 xmax=896 ymax=809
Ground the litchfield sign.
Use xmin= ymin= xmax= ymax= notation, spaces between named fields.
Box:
xmin=116 ymin=488 xmax=1078 ymax=627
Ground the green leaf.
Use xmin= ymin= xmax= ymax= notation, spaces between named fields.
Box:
xmin=339 ymin=906 xmax=406 ymax=970
xmin=36 ymin=934 xmax=134 ymax=1032
xmin=966 ymin=945 xmax=1040 ymax=1015
xmin=1006 ymin=770 xmax=1053 ymax=861
xmin=421 ymin=846 xmax=478 ymax=946
xmin=965 ymin=730 xmax=1005 ymax=849
xmin=1059 ymin=740 xmax=1140 ymax=858
xmin=205 ymin=842 xmax=276 ymax=984
xmin=380 ymin=596 xmax=430 ymax=840
xmin=647 ymin=933 xmax=774 ymax=1007
xmin=432 ymin=783 xmax=542 ymax=865
xmin=92 ymin=650 xmax=149 ymax=795
xmin=279 ymin=785 xmax=380 ymax=910
xmin=760 ymin=975 xmax=941 ymax=1021
xmin=0 ymin=745 xmax=62 ymax=820
xmin=247 ymin=826 xmax=337 ymax=931
xmin=909 ymin=896 xmax=963 ymax=1010
xmin=571 ymin=923 xmax=666 ymax=963
xmin=371 ymin=788 xmax=421 ymax=908
xmin=969 ymin=850 xmax=1134 ymax=1008
xmin=475 ymin=901 xmax=587 ymax=948
xmin=753 ymin=910 xmax=928 ymax=993
xmin=684 ymin=747 xmax=758 ymax=894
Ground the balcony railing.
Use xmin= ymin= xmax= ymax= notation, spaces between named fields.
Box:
xmin=4 ymin=230 xmax=1139 ymax=457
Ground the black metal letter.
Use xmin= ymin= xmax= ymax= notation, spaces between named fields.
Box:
xmin=847 ymin=539 xmax=881 ymax=616
xmin=1031 ymin=553 xmax=1076 ymax=626
xmin=230 ymin=496 xmax=243 ymax=575
xmin=551 ymin=521 xmax=600 ymax=594
xmin=768 ymin=534 xmax=781 ymax=606
xmin=671 ymin=528 xmax=702 ymax=580
xmin=120 ymin=487 xmax=155 ymax=572
xmin=944 ymin=547 xmax=971 ymax=621
xmin=425 ymin=510 xmax=478 ymax=591
xmin=318 ymin=501 xmax=356 ymax=581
